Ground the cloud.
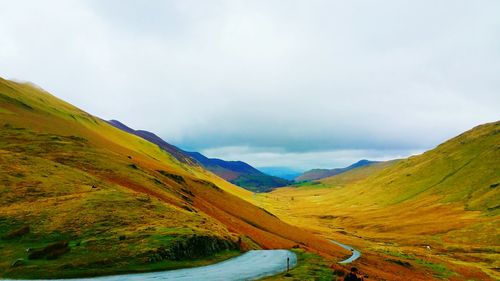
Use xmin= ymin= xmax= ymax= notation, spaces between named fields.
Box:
xmin=200 ymin=146 xmax=422 ymax=171
xmin=0 ymin=0 xmax=499 ymax=169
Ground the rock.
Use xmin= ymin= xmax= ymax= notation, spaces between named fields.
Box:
xmin=386 ymin=258 xmax=412 ymax=268
xmin=3 ymin=225 xmax=30 ymax=239
xmin=157 ymin=170 xmax=186 ymax=184
xmin=146 ymin=235 xmax=238 ymax=262
xmin=28 ymin=241 xmax=70 ymax=260
xmin=182 ymin=205 xmax=195 ymax=212
xmin=333 ymin=269 xmax=345 ymax=276
xmin=11 ymin=258 xmax=24 ymax=267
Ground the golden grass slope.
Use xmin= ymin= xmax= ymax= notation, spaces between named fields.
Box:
xmin=259 ymin=121 xmax=499 ymax=280
xmin=0 ymin=77 xmax=346 ymax=278
xmin=323 ymin=121 xmax=500 ymax=213
xmin=320 ymin=160 xmax=400 ymax=187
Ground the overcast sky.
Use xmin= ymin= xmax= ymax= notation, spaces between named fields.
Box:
xmin=1 ymin=0 xmax=499 ymax=171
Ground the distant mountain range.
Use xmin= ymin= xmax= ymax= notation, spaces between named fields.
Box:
xmin=258 ymin=167 xmax=302 ymax=180
xmin=107 ymin=120 xmax=197 ymax=165
xmin=295 ymin=159 xmax=379 ymax=182
xmin=107 ymin=120 xmax=291 ymax=192
xmin=184 ymin=152 xmax=291 ymax=192
xmin=107 ymin=120 xmax=381 ymax=189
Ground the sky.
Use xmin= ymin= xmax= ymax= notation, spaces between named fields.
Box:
xmin=1 ymin=0 xmax=499 ymax=171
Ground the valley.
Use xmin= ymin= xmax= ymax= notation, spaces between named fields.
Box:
xmin=2 ymin=1 xmax=499 ymax=280
xmin=0 ymin=78 xmax=347 ymax=279
xmin=257 ymin=121 xmax=499 ymax=280
xmin=0 ymin=77 xmax=498 ymax=281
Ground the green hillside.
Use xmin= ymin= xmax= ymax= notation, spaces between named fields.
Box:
xmin=0 ymin=78 xmax=241 ymax=278
xmin=185 ymin=151 xmax=292 ymax=192
xmin=319 ymin=160 xmax=400 ymax=187
xmin=0 ymin=77 xmax=346 ymax=278
xmin=263 ymin=121 xmax=500 ymax=280
xmin=340 ymin=121 xmax=500 ymax=213
xmin=295 ymin=160 xmax=379 ymax=182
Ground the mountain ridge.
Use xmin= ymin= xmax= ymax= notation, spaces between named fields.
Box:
xmin=258 ymin=167 xmax=302 ymax=181
xmin=295 ymin=159 xmax=379 ymax=182
xmin=0 ymin=77 xmax=346 ymax=279
xmin=106 ymin=120 xmax=291 ymax=192
xmin=262 ymin=120 xmax=500 ymax=280
xmin=184 ymin=151 xmax=291 ymax=192
xmin=107 ymin=119 xmax=198 ymax=166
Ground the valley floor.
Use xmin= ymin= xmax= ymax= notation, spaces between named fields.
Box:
xmin=255 ymin=187 xmax=499 ymax=281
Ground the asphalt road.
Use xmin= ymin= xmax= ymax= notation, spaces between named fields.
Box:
xmin=6 ymin=250 xmax=297 ymax=281
xmin=330 ymin=240 xmax=361 ymax=264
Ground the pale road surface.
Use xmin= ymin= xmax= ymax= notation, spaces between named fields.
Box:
xmin=5 ymin=250 xmax=297 ymax=281
xmin=331 ymin=240 xmax=361 ymax=264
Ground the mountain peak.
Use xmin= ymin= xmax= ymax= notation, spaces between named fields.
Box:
xmin=295 ymin=159 xmax=380 ymax=182
xmin=184 ymin=151 xmax=291 ymax=192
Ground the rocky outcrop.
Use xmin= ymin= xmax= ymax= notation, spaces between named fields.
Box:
xmin=2 ymin=225 xmax=30 ymax=239
xmin=28 ymin=241 xmax=70 ymax=260
xmin=146 ymin=235 xmax=238 ymax=263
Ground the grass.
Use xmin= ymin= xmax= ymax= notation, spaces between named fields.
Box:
xmin=3 ymin=76 xmax=496 ymax=280
xmin=0 ymin=173 xmax=235 ymax=278
xmin=290 ymin=181 xmax=324 ymax=188
xmin=320 ymin=160 xmax=399 ymax=187
xmin=230 ymin=174 xmax=291 ymax=192
xmin=257 ymin=121 xmax=499 ymax=280
xmin=0 ymin=76 xmax=350 ymax=279
xmin=293 ymin=121 xmax=500 ymax=214
xmin=0 ymin=78 xmax=244 ymax=278
xmin=414 ymin=259 xmax=453 ymax=279
xmin=382 ymin=250 xmax=454 ymax=279
xmin=4 ymin=247 xmax=240 ymax=279
xmin=262 ymin=249 xmax=337 ymax=281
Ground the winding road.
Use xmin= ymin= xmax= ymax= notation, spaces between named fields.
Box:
xmin=6 ymin=250 xmax=297 ymax=281
xmin=331 ymin=240 xmax=361 ymax=264
xmin=5 ymin=242 xmax=360 ymax=280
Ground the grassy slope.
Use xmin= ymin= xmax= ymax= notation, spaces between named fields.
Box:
xmin=0 ymin=78 xmax=346 ymax=278
xmin=186 ymin=153 xmax=291 ymax=192
xmin=320 ymin=160 xmax=399 ymax=187
xmin=262 ymin=249 xmax=337 ymax=281
xmin=259 ymin=121 xmax=499 ymax=280
xmin=331 ymin=121 xmax=500 ymax=212
xmin=295 ymin=160 xmax=379 ymax=182
xmin=230 ymin=173 xmax=291 ymax=192
xmin=295 ymin=169 xmax=337 ymax=182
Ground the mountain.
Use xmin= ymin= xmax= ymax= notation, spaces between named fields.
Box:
xmin=288 ymin=120 xmax=500 ymax=215
xmin=329 ymin=121 xmax=500 ymax=212
xmin=262 ymin=121 xmax=500 ymax=280
xmin=184 ymin=152 xmax=291 ymax=192
xmin=105 ymin=121 xmax=291 ymax=192
xmin=319 ymin=159 xmax=400 ymax=187
xmin=106 ymin=120 xmax=197 ymax=166
xmin=257 ymin=167 xmax=302 ymax=181
xmin=295 ymin=159 xmax=379 ymax=182
xmin=0 ymin=77 xmax=345 ymax=279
